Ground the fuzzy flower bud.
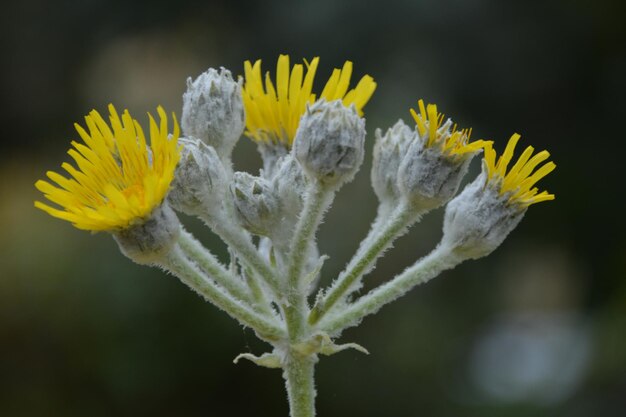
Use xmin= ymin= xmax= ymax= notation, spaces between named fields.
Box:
xmin=230 ymin=172 xmax=281 ymax=237
xmin=441 ymin=169 xmax=525 ymax=260
xmin=442 ymin=134 xmax=555 ymax=260
xmin=371 ymin=120 xmax=415 ymax=204
xmin=272 ymin=154 xmax=308 ymax=218
xmin=293 ymin=99 xmax=366 ymax=186
xmin=114 ymin=203 xmax=180 ymax=265
xmin=181 ymin=68 xmax=245 ymax=158
xmin=396 ymin=100 xmax=489 ymax=210
xmin=397 ymin=139 xmax=473 ymax=209
xmin=168 ymin=137 xmax=228 ymax=215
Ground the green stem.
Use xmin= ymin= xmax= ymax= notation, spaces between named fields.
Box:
xmin=161 ymin=245 xmax=285 ymax=341
xmin=319 ymin=245 xmax=460 ymax=335
xmin=177 ymin=229 xmax=256 ymax=307
xmin=284 ymin=182 xmax=333 ymax=341
xmin=287 ymin=182 xmax=333 ymax=291
xmin=309 ymin=201 xmax=420 ymax=324
xmin=284 ymin=353 xmax=317 ymax=417
xmin=244 ymin=266 xmax=275 ymax=317
xmin=201 ymin=214 xmax=282 ymax=299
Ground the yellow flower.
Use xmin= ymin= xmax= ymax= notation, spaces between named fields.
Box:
xmin=35 ymin=105 xmax=180 ymax=231
xmin=242 ymin=54 xmax=377 ymax=146
xmin=410 ymin=99 xmax=489 ymax=157
xmin=483 ymin=133 xmax=556 ymax=207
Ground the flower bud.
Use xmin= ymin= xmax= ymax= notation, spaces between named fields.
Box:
xmin=371 ymin=120 xmax=415 ymax=204
xmin=293 ymin=100 xmax=366 ymax=186
xmin=258 ymin=142 xmax=289 ymax=180
xmin=442 ymin=134 xmax=555 ymax=260
xmin=395 ymin=100 xmax=488 ymax=210
xmin=114 ymin=203 xmax=181 ymax=265
xmin=397 ymin=136 xmax=475 ymax=210
xmin=272 ymin=154 xmax=308 ymax=218
xmin=168 ymin=137 xmax=228 ymax=215
xmin=181 ymin=67 xmax=245 ymax=158
xmin=230 ymin=172 xmax=281 ymax=237
xmin=441 ymin=167 xmax=525 ymax=260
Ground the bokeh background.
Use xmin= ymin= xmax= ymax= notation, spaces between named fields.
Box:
xmin=1 ymin=0 xmax=625 ymax=416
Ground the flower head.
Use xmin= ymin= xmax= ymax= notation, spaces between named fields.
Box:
xmin=294 ymin=99 xmax=366 ymax=186
xmin=483 ymin=133 xmax=556 ymax=207
xmin=394 ymin=100 xmax=490 ymax=209
xmin=35 ymin=104 xmax=181 ymax=231
xmin=242 ymin=54 xmax=376 ymax=146
xmin=442 ymin=134 xmax=556 ymax=260
xmin=410 ymin=99 xmax=488 ymax=158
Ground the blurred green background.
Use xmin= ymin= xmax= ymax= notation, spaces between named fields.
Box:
xmin=1 ymin=0 xmax=625 ymax=416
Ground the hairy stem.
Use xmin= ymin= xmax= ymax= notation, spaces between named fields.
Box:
xmin=161 ymin=245 xmax=285 ymax=341
xmin=319 ymin=245 xmax=461 ymax=335
xmin=284 ymin=353 xmax=317 ymax=417
xmin=284 ymin=182 xmax=334 ymax=341
xmin=200 ymin=214 xmax=282 ymax=299
xmin=309 ymin=201 xmax=419 ymax=324
xmin=177 ymin=229 xmax=256 ymax=308
xmin=287 ymin=182 xmax=333 ymax=291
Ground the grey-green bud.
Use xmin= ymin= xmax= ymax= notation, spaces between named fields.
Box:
xmin=293 ymin=100 xmax=366 ymax=186
xmin=181 ymin=67 xmax=244 ymax=158
xmin=441 ymin=165 xmax=525 ymax=260
xmin=230 ymin=172 xmax=281 ymax=237
xmin=168 ymin=137 xmax=228 ymax=215
xmin=371 ymin=120 xmax=415 ymax=204
xmin=272 ymin=154 xmax=308 ymax=220
xmin=397 ymin=121 xmax=478 ymax=210
xmin=114 ymin=203 xmax=180 ymax=265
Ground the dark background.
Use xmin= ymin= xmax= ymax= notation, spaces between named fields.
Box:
xmin=1 ymin=0 xmax=625 ymax=416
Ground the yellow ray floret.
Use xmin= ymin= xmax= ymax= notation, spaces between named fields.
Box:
xmin=34 ymin=104 xmax=181 ymax=231
xmin=483 ymin=134 xmax=556 ymax=207
xmin=242 ymin=54 xmax=377 ymax=146
xmin=410 ymin=99 xmax=490 ymax=157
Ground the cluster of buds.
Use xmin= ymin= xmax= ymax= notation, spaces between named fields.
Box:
xmin=35 ymin=55 xmax=554 ymax=417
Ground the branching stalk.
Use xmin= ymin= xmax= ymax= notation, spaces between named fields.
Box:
xmin=177 ymin=228 xmax=256 ymax=308
xmin=161 ymin=245 xmax=285 ymax=341
xmin=319 ymin=245 xmax=461 ymax=335
xmin=200 ymin=213 xmax=282 ymax=298
xmin=309 ymin=200 xmax=420 ymax=324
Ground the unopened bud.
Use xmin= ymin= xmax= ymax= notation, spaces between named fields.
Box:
xmin=394 ymin=100 xmax=489 ymax=210
xmin=181 ymin=67 xmax=245 ymax=158
xmin=258 ymin=143 xmax=289 ymax=179
xmin=230 ymin=172 xmax=281 ymax=237
xmin=114 ymin=203 xmax=180 ymax=265
xmin=397 ymin=137 xmax=475 ymax=210
xmin=441 ymin=166 xmax=525 ymax=260
xmin=168 ymin=137 xmax=228 ymax=215
xmin=293 ymin=100 xmax=366 ymax=186
xmin=272 ymin=154 xmax=308 ymax=218
xmin=371 ymin=120 xmax=415 ymax=204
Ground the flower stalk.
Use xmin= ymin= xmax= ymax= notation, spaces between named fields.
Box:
xmin=318 ymin=245 xmax=460 ymax=335
xmin=309 ymin=200 xmax=420 ymax=324
xmin=161 ymin=244 xmax=285 ymax=341
xmin=283 ymin=353 xmax=318 ymax=417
